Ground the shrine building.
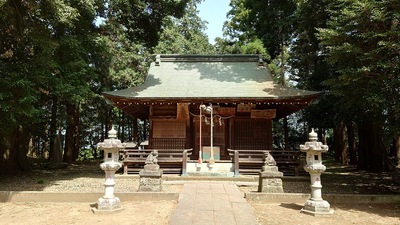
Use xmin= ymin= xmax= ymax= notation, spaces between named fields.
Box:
xmin=103 ymin=54 xmax=319 ymax=174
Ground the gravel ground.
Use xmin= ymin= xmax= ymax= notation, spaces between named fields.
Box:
xmin=1 ymin=161 xmax=400 ymax=225
xmin=0 ymin=162 xmax=183 ymax=193
xmin=0 ymin=161 xmax=398 ymax=195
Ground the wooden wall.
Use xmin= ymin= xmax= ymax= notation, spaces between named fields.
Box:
xmin=230 ymin=117 xmax=272 ymax=150
xmin=148 ymin=104 xmax=273 ymax=158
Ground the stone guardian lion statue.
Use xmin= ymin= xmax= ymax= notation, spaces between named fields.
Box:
xmin=145 ymin=150 xmax=158 ymax=165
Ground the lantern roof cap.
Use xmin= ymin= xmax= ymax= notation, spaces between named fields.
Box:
xmin=108 ymin=127 xmax=117 ymax=139
xmin=309 ymin=128 xmax=318 ymax=141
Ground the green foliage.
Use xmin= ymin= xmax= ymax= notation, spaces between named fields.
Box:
xmin=290 ymin=0 xmax=332 ymax=89
xmin=223 ymin=0 xmax=254 ymax=42
xmin=78 ymin=147 xmax=99 ymax=161
xmin=0 ymin=0 xmax=191 ymax=169
xmin=288 ymin=0 xmax=339 ymax=129
xmin=0 ymin=0 xmax=56 ymax=135
xmin=10 ymin=0 xmax=398 ymax=172
xmin=313 ymin=0 xmax=400 ymax=171
xmin=224 ymin=0 xmax=297 ymax=60
xmin=36 ymin=178 xmax=46 ymax=184
xmin=215 ymin=37 xmax=270 ymax=60
xmin=98 ymin=24 xmax=148 ymax=90
xmin=111 ymin=0 xmax=190 ymax=48
xmin=318 ymin=0 xmax=400 ymax=128
xmin=154 ymin=0 xmax=215 ymax=54
xmin=273 ymin=112 xmax=308 ymax=150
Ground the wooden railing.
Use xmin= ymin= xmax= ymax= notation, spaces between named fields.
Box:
xmin=122 ymin=148 xmax=193 ymax=175
xmin=227 ymin=149 xmax=302 ymax=176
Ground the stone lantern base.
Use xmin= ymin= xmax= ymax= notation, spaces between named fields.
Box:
xmin=301 ymin=199 xmax=334 ymax=216
xmin=138 ymin=164 xmax=163 ymax=192
xmin=258 ymin=165 xmax=284 ymax=193
xmin=91 ymin=197 xmax=124 ymax=214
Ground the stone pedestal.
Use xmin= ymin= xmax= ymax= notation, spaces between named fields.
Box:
xmin=300 ymin=129 xmax=334 ymax=216
xmin=95 ymin=162 xmax=123 ymax=212
xmin=93 ymin=127 xmax=125 ymax=214
xmin=258 ymin=165 xmax=284 ymax=193
xmin=96 ymin=196 xmax=122 ymax=212
xmin=138 ymin=164 xmax=163 ymax=192
xmin=301 ymin=199 xmax=332 ymax=216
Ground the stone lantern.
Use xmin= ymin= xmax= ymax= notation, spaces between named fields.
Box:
xmin=299 ymin=128 xmax=333 ymax=216
xmin=93 ymin=127 xmax=125 ymax=213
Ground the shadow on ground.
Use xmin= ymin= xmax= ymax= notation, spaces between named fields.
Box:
xmin=0 ymin=160 xmax=105 ymax=191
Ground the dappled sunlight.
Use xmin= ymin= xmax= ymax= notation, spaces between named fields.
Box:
xmin=0 ymin=161 xmax=104 ymax=192
xmin=323 ymin=163 xmax=400 ymax=194
xmin=175 ymin=61 xmax=273 ymax=83
xmin=262 ymin=85 xmax=320 ymax=98
xmin=238 ymin=162 xmax=400 ymax=195
xmin=103 ymin=75 xmax=162 ymax=98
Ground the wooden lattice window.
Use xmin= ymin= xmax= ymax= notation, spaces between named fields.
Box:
xmin=152 ymin=120 xmax=186 ymax=138
xmin=233 ymin=118 xmax=271 ymax=150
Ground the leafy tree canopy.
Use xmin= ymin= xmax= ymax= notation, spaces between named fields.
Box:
xmin=318 ymin=0 xmax=400 ymax=126
xmin=154 ymin=0 xmax=215 ymax=54
xmin=110 ymin=0 xmax=190 ymax=48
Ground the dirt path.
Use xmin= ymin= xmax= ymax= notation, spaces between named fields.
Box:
xmin=0 ymin=201 xmax=175 ymax=225
xmin=0 ymin=200 xmax=399 ymax=225
xmin=251 ymin=202 xmax=400 ymax=225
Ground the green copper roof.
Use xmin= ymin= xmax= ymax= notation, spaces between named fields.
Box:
xmin=103 ymin=54 xmax=319 ymax=102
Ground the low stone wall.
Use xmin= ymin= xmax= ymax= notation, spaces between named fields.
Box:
xmin=0 ymin=191 xmax=179 ymax=203
xmin=245 ymin=192 xmax=400 ymax=204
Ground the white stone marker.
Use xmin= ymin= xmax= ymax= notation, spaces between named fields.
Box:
xmin=300 ymin=128 xmax=334 ymax=216
xmin=92 ymin=127 xmax=125 ymax=214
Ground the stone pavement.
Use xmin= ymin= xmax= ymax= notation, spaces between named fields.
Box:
xmin=168 ymin=182 xmax=259 ymax=225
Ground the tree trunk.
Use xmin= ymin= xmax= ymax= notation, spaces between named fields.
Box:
xmin=283 ymin=117 xmax=289 ymax=150
xmin=143 ymin=119 xmax=148 ymax=141
xmin=133 ymin=117 xmax=138 ymax=143
xmin=120 ymin=111 xmax=125 ymax=141
xmin=333 ymin=121 xmax=347 ymax=164
xmin=317 ymin=128 xmax=324 ymax=143
xmin=14 ymin=126 xmax=33 ymax=171
xmin=333 ymin=126 xmax=340 ymax=162
xmin=128 ymin=117 xmax=133 ymax=142
xmin=106 ymin=108 xmax=113 ymax=138
xmin=52 ymin=131 xmax=64 ymax=163
xmin=49 ymin=97 xmax=63 ymax=164
xmin=395 ymin=136 xmax=400 ymax=168
xmin=0 ymin=126 xmax=33 ymax=173
xmin=0 ymin=130 xmax=18 ymax=172
xmin=357 ymin=120 xmax=385 ymax=172
xmin=357 ymin=122 xmax=368 ymax=170
xmin=347 ymin=122 xmax=357 ymax=165
xmin=316 ymin=128 xmax=328 ymax=144
xmin=101 ymin=121 xmax=105 ymax=141
xmin=280 ymin=42 xmax=286 ymax=86
xmin=63 ymin=103 xmax=80 ymax=163
xmin=279 ymin=43 xmax=289 ymax=151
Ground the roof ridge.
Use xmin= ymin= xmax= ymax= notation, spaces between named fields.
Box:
xmin=155 ymin=54 xmax=260 ymax=62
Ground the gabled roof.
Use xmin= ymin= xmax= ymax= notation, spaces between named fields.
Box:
xmin=104 ymin=54 xmax=319 ymax=102
xmin=103 ymin=54 xmax=320 ymax=119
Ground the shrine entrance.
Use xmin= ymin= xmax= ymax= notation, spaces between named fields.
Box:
xmin=193 ymin=117 xmax=229 ymax=160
